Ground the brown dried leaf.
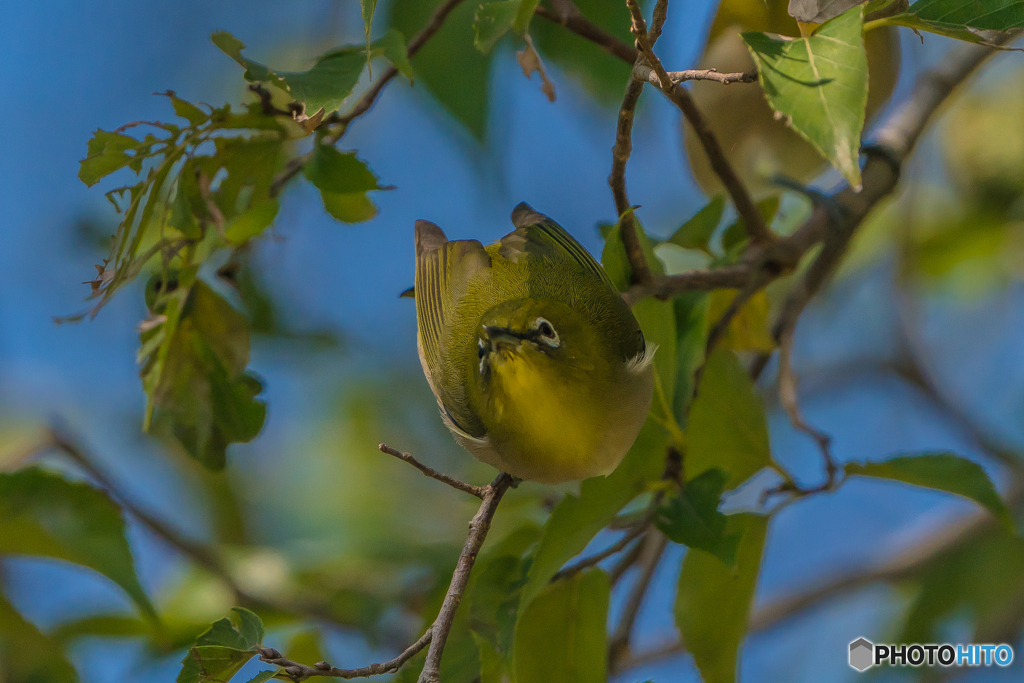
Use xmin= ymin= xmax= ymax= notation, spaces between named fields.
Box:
xmin=516 ymin=36 xmax=556 ymax=102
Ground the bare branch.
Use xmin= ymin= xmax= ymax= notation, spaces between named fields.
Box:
xmin=535 ymin=3 xmax=639 ymax=64
xmin=624 ymin=0 xmax=770 ymax=245
xmin=379 ymin=443 xmax=486 ymax=498
xmin=634 ymin=64 xmax=758 ymax=86
xmin=257 ymin=630 xmax=433 ymax=681
xmin=608 ymin=530 xmax=668 ymax=667
xmin=609 ymin=73 xmax=652 ymax=285
xmin=419 ymin=473 xmax=515 ymax=683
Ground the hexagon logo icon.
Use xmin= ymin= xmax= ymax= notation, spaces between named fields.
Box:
xmin=849 ymin=638 xmax=874 ymax=672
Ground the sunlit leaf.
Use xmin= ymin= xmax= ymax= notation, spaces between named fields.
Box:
xmin=909 ymin=0 xmax=1024 ymax=30
xmin=744 ymin=6 xmax=869 ymax=188
xmin=672 ymin=292 xmax=710 ymax=419
xmin=676 ymin=514 xmax=768 ymax=683
xmin=657 ymin=468 xmax=742 ymax=567
xmin=79 ymin=129 xmax=145 ymax=187
xmin=876 ymin=12 xmax=1002 ymax=42
xmin=514 ymin=0 xmax=542 ymax=35
xmin=224 ymin=199 xmax=279 ymax=245
xmin=362 ymin=0 xmax=378 ymax=60
xmin=0 ymin=467 xmax=155 ymax=619
xmin=320 ymin=191 xmax=379 ymax=223
xmin=845 ymin=454 xmax=1013 ymax=530
xmin=165 ymin=91 xmax=210 ymax=126
xmin=514 ymin=570 xmax=609 ymax=683
xmin=687 ymin=348 xmax=771 ymax=489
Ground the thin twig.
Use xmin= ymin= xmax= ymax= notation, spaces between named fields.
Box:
xmin=608 ymin=530 xmax=668 ymax=667
xmin=552 ymin=497 xmax=660 ymax=581
xmin=257 ymin=630 xmax=433 ymax=681
xmin=379 ymin=443 xmax=486 ymax=498
xmin=535 ymin=2 xmax=639 ymax=63
xmin=419 ymin=473 xmax=514 ymax=683
xmin=609 ymin=73 xmax=652 ymax=285
xmin=624 ymin=0 xmax=769 ymax=245
xmin=634 ymin=64 xmax=758 ymax=86
xmin=608 ymin=535 xmax=647 ymax=584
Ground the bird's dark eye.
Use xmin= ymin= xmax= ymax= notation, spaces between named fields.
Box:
xmin=538 ymin=321 xmax=555 ymax=338
xmin=478 ymin=340 xmax=486 ymax=359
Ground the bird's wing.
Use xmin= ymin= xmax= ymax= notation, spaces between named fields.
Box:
xmin=500 ymin=202 xmax=617 ymax=291
xmin=414 ymin=220 xmax=491 ymax=435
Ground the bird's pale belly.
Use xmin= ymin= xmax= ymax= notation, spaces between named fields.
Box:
xmin=473 ymin=352 xmax=634 ymax=484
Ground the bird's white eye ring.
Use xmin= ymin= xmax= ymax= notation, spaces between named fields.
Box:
xmin=533 ymin=317 xmax=560 ymax=347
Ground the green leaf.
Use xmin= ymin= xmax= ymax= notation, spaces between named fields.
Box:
xmin=196 ymin=608 xmax=264 ymax=650
xmin=474 ymin=0 xmax=519 ymax=53
xmin=514 ymin=570 xmax=609 ymax=683
xmin=388 ymin=0 xmax=492 ymax=138
xmin=657 ymin=468 xmax=742 ymax=567
xmin=514 ymin=0 xmax=543 ymax=35
xmin=672 ymin=292 xmax=710 ymax=419
xmin=743 ymin=6 xmax=869 ymax=189
xmin=320 ymin=191 xmax=379 ymax=223
xmin=874 ymin=12 xmax=1015 ymax=44
xmin=167 ymin=91 xmax=210 ymax=126
xmin=224 ymin=199 xmax=280 ymax=245
xmin=0 ymin=467 xmax=156 ymax=619
xmin=0 ymin=594 xmax=78 ymax=683
xmin=212 ymin=30 xmax=366 ymax=113
xmin=177 ymin=645 xmax=254 ymax=683
xmin=675 ymin=514 xmax=768 ymax=683
xmin=687 ymin=348 xmax=771 ymax=489
xmin=362 ymin=0 xmax=378 ymax=59
xmin=517 ymin=419 xmax=668 ymax=621
xmin=372 ymin=29 xmax=414 ymax=81
xmin=303 ymin=145 xmax=382 ymax=193
xmin=141 ymin=280 xmax=266 ymax=470
xmin=532 ymin=0 xmax=633 ymax=103
xmin=79 ymin=129 xmax=143 ymax=186
xmin=706 ymin=289 xmax=776 ymax=353
xmin=845 ymin=454 xmax=1013 ymax=530
xmin=668 ymin=196 xmax=725 ymax=252
xmin=909 ymin=0 xmax=1024 ymax=30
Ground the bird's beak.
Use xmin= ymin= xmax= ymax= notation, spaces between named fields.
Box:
xmin=483 ymin=326 xmax=523 ymax=353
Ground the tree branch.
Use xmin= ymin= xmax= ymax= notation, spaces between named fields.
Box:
xmin=257 ymin=630 xmax=433 ymax=681
xmin=608 ymin=530 xmax=668 ymax=668
xmin=535 ymin=2 xmax=638 ymax=63
xmin=419 ymin=473 xmax=514 ymax=683
xmin=634 ymin=64 xmax=759 ymax=86
xmin=379 ymin=443 xmax=486 ymax=498
xmin=609 ymin=73 xmax=652 ymax=285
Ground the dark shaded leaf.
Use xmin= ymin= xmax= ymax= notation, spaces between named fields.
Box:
xmin=177 ymin=645 xmax=253 ymax=683
xmin=687 ymin=348 xmax=771 ymax=489
xmin=721 ymin=197 xmax=779 ymax=254
xmin=388 ymin=0 xmax=492 ymax=138
xmin=532 ymin=0 xmax=633 ymax=103
xmin=845 ymin=453 xmax=1013 ymax=530
xmin=141 ymin=280 xmax=266 ymax=470
xmin=0 ymin=594 xmax=78 ymax=683
xmin=0 ymin=467 xmax=155 ymax=618
xmin=668 ymin=196 xmax=725 ymax=252
xmin=743 ymin=6 xmax=869 ymax=188
xmin=675 ymin=514 xmax=768 ymax=683
xmin=658 ymin=468 xmax=742 ymax=567
xmin=514 ymin=570 xmax=609 ymax=683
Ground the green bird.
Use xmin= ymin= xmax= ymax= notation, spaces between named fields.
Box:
xmin=414 ymin=203 xmax=655 ymax=484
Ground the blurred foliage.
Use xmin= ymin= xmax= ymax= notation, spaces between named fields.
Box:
xmin=4 ymin=2 xmax=1024 ymax=683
